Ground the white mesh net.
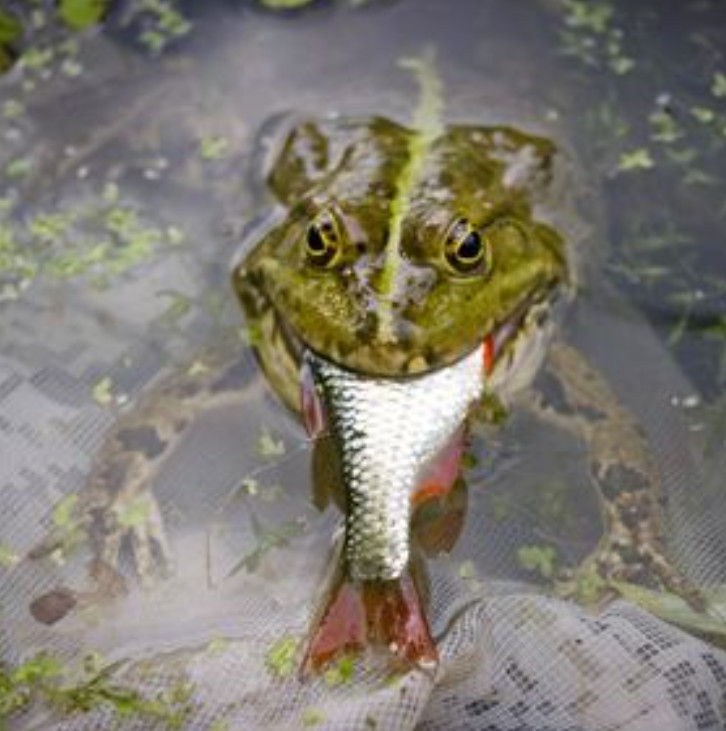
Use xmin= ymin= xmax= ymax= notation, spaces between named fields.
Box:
xmin=1 ymin=5 xmax=726 ymax=730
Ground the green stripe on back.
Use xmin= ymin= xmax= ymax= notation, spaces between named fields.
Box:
xmin=377 ymin=49 xmax=443 ymax=342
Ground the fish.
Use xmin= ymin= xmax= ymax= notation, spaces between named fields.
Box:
xmin=299 ymin=342 xmax=487 ymax=673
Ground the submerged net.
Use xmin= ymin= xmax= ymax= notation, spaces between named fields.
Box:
xmin=2 ymin=199 xmax=725 ymax=730
xmin=1 ymin=15 xmax=726 ymax=731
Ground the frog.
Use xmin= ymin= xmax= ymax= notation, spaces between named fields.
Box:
xmin=232 ymin=114 xmax=704 ymax=619
xmin=27 ymin=111 xmax=703 ymax=629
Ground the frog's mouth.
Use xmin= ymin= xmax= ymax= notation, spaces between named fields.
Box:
xmin=483 ymin=293 xmax=558 ymax=393
xmin=253 ymin=284 xmax=558 ymax=415
xmin=266 ymin=283 xmax=555 ymax=374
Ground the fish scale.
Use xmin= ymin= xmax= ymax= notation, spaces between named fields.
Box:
xmin=305 ymin=343 xmax=486 ymax=582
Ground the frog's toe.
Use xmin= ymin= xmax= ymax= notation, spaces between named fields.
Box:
xmin=88 ymin=496 xmax=173 ymax=587
xmin=562 ymin=541 xmax=705 ymax=612
xmin=129 ymin=525 xmax=155 ymax=589
xmin=638 ymin=545 xmax=706 ymax=612
xmin=128 ymin=523 xmax=173 ymax=586
xmin=127 ymin=496 xmax=174 ymax=585
xmin=593 ymin=539 xmax=705 ymax=611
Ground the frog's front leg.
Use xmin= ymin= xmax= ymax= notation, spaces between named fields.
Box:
xmin=29 ymin=349 xmax=259 ymax=590
xmin=527 ymin=340 xmax=704 ymax=610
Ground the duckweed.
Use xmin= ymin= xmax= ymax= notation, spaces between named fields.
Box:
xmin=257 ymin=427 xmax=286 ymax=458
xmin=616 ymin=148 xmax=654 ymax=172
xmin=265 ymin=636 xmax=298 ymax=678
xmin=0 ymin=652 xmax=194 ymax=728
xmin=517 ymin=544 xmax=558 ymax=580
xmin=323 ymin=655 xmax=355 ymax=687
xmin=58 ymin=0 xmax=109 ymax=31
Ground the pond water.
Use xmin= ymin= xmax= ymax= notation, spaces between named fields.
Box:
xmin=0 ymin=1 xmax=725 ymax=729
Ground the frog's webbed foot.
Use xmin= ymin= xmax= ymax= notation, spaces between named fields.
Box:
xmin=559 ymin=534 xmax=705 ymax=612
xmin=585 ymin=457 xmax=706 ymax=611
xmin=530 ymin=341 xmax=705 ymax=612
xmin=87 ymin=488 xmax=174 ymax=589
xmin=29 ymin=436 xmax=175 ymax=591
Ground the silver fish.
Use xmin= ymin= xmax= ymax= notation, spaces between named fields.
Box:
xmin=300 ymin=343 xmax=486 ymax=672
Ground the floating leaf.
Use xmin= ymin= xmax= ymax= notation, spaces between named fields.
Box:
xmin=617 ymin=148 xmax=654 ymax=172
xmin=183 ymin=361 xmax=209 ymax=379
xmin=199 ymin=136 xmax=229 ymax=161
xmin=92 ymin=376 xmax=114 ymax=406
xmin=5 ymin=157 xmax=33 ymax=179
xmin=58 ymin=0 xmax=108 ymax=31
xmin=324 ymin=655 xmax=355 ymax=686
xmin=302 ymin=708 xmax=324 ymax=726
xmin=458 ymin=560 xmax=477 ymax=580
xmin=562 ymin=0 xmax=613 ymax=34
xmin=0 ymin=652 xmax=194 ymax=723
xmin=609 ymin=55 xmax=634 ymax=75
xmin=53 ymin=495 xmax=79 ymax=529
xmin=257 ymin=427 xmax=286 ymax=458
xmin=684 ymin=168 xmax=719 ymax=186
xmin=560 ymin=564 xmax=608 ymax=605
xmin=265 ymin=636 xmax=298 ymax=678
xmin=691 ymin=106 xmax=716 ymax=124
xmin=228 ymin=517 xmax=306 ymax=575
xmin=241 ymin=478 xmax=259 ymax=496
xmin=0 ymin=543 xmax=19 ymax=568
xmin=711 ymin=71 xmax=726 ymax=99
xmin=664 ymin=147 xmax=698 ymax=167
xmin=166 ymin=225 xmax=184 ymax=245
xmin=206 ymin=637 xmax=230 ymax=656
xmin=517 ymin=544 xmax=558 ymax=579
xmin=649 ymin=109 xmax=682 ymax=144
xmin=2 ymin=99 xmax=24 ymax=119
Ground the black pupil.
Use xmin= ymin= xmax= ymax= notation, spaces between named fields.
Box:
xmin=458 ymin=231 xmax=482 ymax=260
xmin=307 ymin=226 xmax=326 ymax=253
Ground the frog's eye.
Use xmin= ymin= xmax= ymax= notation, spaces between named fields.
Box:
xmin=305 ymin=212 xmax=342 ymax=268
xmin=444 ymin=218 xmax=491 ymax=274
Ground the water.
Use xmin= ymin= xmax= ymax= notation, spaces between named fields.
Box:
xmin=1 ymin=1 xmax=725 ymax=729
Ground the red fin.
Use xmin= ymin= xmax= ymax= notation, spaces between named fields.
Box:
xmin=302 ymin=569 xmax=437 ymax=675
xmin=300 ymin=360 xmax=325 ymax=438
xmin=412 ymin=426 xmax=465 ymax=509
xmin=302 ymin=575 xmax=366 ymax=674
xmin=483 ymin=334 xmax=495 ymax=375
xmin=364 ymin=573 xmax=438 ymax=668
xmin=414 ymin=478 xmax=468 ymax=556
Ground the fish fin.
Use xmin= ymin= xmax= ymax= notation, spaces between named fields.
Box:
xmin=363 ymin=571 xmax=438 ymax=668
xmin=302 ymin=572 xmax=367 ymax=675
xmin=311 ymin=435 xmax=344 ymax=512
xmin=301 ymin=566 xmax=438 ymax=676
xmin=411 ymin=426 xmax=465 ymax=509
xmin=414 ymin=477 xmax=468 ymax=556
xmin=301 ymin=359 xmax=326 ymax=439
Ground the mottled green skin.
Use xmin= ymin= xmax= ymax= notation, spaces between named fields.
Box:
xmin=233 ymin=117 xmax=567 ymax=388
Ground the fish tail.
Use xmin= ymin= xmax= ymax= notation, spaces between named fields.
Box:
xmin=301 ymin=564 xmax=437 ymax=675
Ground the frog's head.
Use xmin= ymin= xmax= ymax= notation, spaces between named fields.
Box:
xmin=233 ymin=116 xmax=568 ymax=409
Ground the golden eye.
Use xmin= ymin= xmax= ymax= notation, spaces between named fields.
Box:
xmin=305 ymin=211 xmax=341 ymax=267
xmin=445 ymin=218 xmax=490 ymax=274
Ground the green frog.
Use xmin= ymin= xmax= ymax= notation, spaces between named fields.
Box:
xmin=28 ymin=109 xmax=703 ymax=636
